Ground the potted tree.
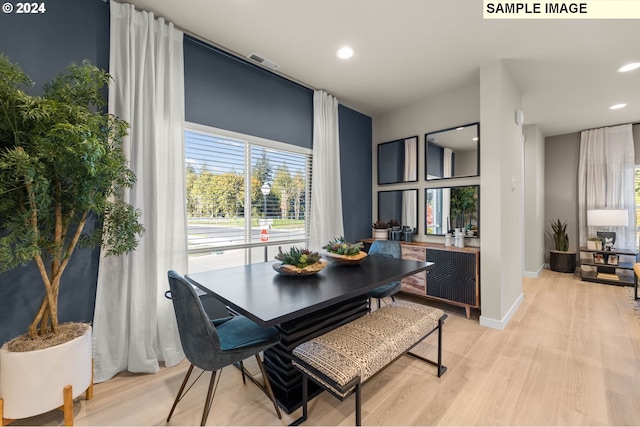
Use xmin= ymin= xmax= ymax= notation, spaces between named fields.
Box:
xmin=549 ymin=219 xmax=576 ymax=273
xmin=0 ymin=55 xmax=144 ymax=421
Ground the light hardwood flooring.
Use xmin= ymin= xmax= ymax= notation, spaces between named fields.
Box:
xmin=10 ymin=269 xmax=640 ymax=426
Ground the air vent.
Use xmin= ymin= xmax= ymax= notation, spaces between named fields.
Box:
xmin=246 ymin=52 xmax=281 ymax=71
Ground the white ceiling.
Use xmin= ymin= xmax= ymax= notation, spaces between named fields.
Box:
xmin=126 ymin=0 xmax=640 ymax=137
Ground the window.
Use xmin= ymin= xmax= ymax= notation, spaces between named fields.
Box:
xmin=425 ymin=188 xmax=442 ymax=234
xmin=185 ymin=124 xmax=312 ymax=272
xmin=636 ymin=166 xmax=640 ymax=249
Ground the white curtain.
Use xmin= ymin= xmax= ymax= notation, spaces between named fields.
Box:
xmin=402 ymin=138 xmax=417 ymax=228
xmin=578 ymin=124 xmax=635 ymax=250
xmin=93 ymin=2 xmax=187 ymax=383
xmin=442 ymin=148 xmax=453 ymax=232
xmin=309 ymin=90 xmax=343 ymax=250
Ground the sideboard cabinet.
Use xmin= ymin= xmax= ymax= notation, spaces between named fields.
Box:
xmin=361 ymin=239 xmax=480 ymax=318
xmin=579 ymin=246 xmax=637 ymax=287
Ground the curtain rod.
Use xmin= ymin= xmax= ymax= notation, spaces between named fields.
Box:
xmin=581 ymin=121 xmax=640 ymax=133
xmin=102 ymin=0 xmax=316 ymax=94
xmin=182 ymin=35 xmax=315 ymax=93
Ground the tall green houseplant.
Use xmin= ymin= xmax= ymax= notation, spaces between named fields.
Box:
xmin=0 ymin=55 xmax=144 ymax=340
xmin=550 ymin=218 xmax=569 ymax=251
xmin=549 ymin=218 xmax=575 ymax=273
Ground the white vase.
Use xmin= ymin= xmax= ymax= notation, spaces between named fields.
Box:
xmin=373 ymin=228 xmax=388 ymax=240
xmin=587 ymin=240 xmax=601 ymax=250
xmin=0 ymin=325 xmax=92 ymax=420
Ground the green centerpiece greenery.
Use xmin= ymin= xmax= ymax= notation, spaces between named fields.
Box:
xmin=273 ymin=246 xmax=325 ymax=275
xmin=275 ymin=246 xmax=321 ymax=268
xmin=322 ymin=237 xmax=363 ymax=255
xmin=322 ymin=236 xmax=367 ymax=265
xmin=0 ymin=55 xmax=144 ymax=343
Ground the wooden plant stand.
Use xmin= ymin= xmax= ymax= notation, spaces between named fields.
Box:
xmin=1 ymin=361 xmax=94 ymax=426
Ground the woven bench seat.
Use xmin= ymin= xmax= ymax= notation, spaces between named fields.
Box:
xmin=290 ymin=301 xmax=447 ymax=426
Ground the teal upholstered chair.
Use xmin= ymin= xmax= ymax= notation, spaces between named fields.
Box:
xmin=165 ymin=270 xmax=282 ymax=425
xmin=366 ymin=240 xmax=403 ymax=309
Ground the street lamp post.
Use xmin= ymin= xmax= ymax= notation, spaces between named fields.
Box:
xmin=261 ymin=182 xmax=271 ymax=220
xmin=261 ymin=182 xmax=271 ymax=261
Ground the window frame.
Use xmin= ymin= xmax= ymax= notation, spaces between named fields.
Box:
xmin=184 ymin=122 xmax=313 ymax=266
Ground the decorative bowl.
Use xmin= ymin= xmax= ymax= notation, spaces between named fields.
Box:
xmin=272 ymin=260 xmax=327 ymax=276
xmin=322 ymin=251 xmax=368 ymax=265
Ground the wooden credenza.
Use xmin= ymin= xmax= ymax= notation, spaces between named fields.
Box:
xmin=361 ymin=239 xmax=480 ymax=318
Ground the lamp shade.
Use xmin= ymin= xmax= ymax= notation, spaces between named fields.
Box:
xmin=586 ymin=209 xmax=629 ymax=227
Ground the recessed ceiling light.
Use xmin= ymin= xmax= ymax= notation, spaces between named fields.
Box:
xmin=336 ymin=46 xmax=355 ymax=59
xmin=609 ymin=103 xmax=627 ymax=110
xmin=617 ymin=62 xmax=640 ymax=72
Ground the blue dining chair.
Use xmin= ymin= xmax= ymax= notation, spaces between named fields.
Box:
xmin=367 ymin=240 xmax=403 ymax=309
xmin=165 ymin=270 xmax=282 ymax=426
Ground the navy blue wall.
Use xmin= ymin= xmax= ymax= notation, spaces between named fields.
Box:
xmin=184 ymin=36 xmax=372 ymax=241
xmin=339 ymin=105 xmax=373 ymax=242
xmin=184 ymin=37 xmax=313 ymax=149
xmin=427 ymin=142 xmax=444 ymax=179
xmin=0 ymin=0 xmax=372 ymax=345
xmin=0 ymin=0 xmax=109 ymax=345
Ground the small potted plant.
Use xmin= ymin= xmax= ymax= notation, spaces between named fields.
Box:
xmin=322 ymin=237 xmax=367 ymax=265
xmin=549 ymin=219 xmax=576 ymax=273
xmin=372 ymin=220 xmax=389 ymax=240
xmin=587 ymin=237 xmax=602 ymax=251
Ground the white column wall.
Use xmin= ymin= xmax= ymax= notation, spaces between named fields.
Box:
xmin=479 ymin=60 xmax=524 ymax=329
xmin=524 ymin=124 xmax=546 ymax=277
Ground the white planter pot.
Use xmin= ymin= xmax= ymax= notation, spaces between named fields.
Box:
xmin=587 ymin=240 xmax=601 ymax=250
xmin=0 ymin=325 xmax=92 ymax=420
xmin=373 ymin=228 xmax=388 ymax=240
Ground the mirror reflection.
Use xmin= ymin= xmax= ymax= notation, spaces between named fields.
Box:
xmin=425 ymin=123 xmax=479 ymax=180
xmin=377 ymin=136 xmax=418 ymax=185
xmin=378 ymin=189 xmax=418 ymax=231
xmin=425 ymin=185 xmax=479 ymax=237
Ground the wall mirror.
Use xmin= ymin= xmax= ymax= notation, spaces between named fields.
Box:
xmin=378 ymin=189 xmax=418 ymax=231
xmin=425 ymin=123 xmax=479 ymax=180
xmin=425 ymin=185 xmax=479 ymax=237
xmin=377 ymin=136 xmax=418 ymax=185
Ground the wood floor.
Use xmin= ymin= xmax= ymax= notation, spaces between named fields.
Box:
xmin=11 ymin=269 xmax=640 ymax=426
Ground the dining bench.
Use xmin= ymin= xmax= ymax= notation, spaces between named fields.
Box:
xmin=289 ymin=300 xmax=447 ymax=426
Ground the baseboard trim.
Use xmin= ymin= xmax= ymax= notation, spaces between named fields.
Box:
xmin=479 ymin=292 xmax=524 ymax=331
xmin=523 ymin=264 xmax=544 ymax=278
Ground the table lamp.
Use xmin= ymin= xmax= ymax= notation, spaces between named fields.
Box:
xmin=586 ymin=209 xmax=628 ymax=250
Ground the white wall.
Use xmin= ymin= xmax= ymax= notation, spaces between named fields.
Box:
xmin=372 ymin=63 xmax=527 ymax=330
xmin=455 ymin=150 xmax=478 ymax=177
xmin=479 ymin=60 xmax=524 ymax=330
xmin=544 ymin=132 xmax=580 ymax=259
xmin=524 ymin=124 xmax=545 ymax=276
xmin=373 ymin=84 xmax=480 ymax=242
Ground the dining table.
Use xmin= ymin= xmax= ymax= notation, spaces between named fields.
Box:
xmin=186 ymin=254 xmax=434 ymax=413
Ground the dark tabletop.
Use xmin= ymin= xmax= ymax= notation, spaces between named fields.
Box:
xmin=187 ymin=255 xmax=434 ymax=327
